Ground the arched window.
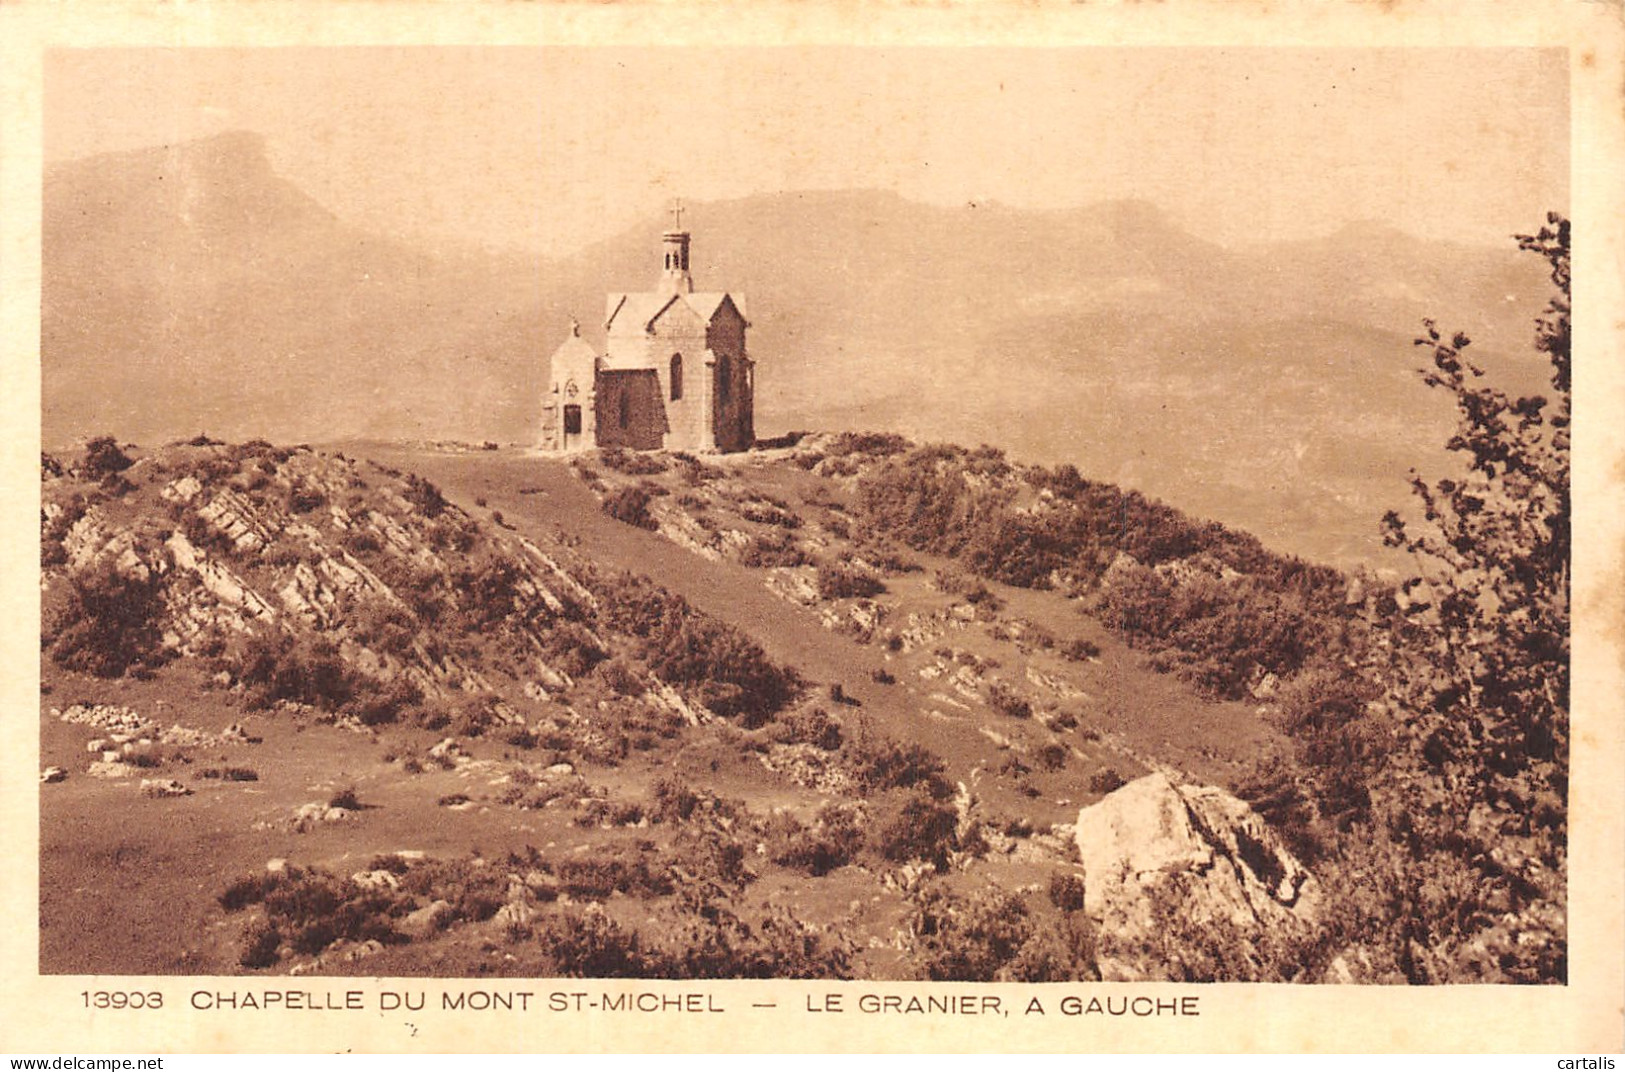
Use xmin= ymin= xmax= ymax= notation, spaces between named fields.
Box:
xmin=670 ymin=354 xmax=683 ymax=401
xmin=618 ymin=390 xmax=630 ymax=429
xmin=717 ymin=354 xmax=731 ymax=404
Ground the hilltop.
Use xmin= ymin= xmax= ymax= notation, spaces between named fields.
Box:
xmin=40 ymin=433 xmax=1355 ymax=981
xmin=44 ymin=133 xmax=1556 ymax=565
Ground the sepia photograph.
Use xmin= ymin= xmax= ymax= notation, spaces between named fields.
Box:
xmin=7 ymin=3 xmax=1624 ymax=1055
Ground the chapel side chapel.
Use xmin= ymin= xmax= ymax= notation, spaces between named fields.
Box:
xmin=542 ymin=216 xmax=754 ymax=454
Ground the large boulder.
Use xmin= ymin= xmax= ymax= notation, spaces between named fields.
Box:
xmin=1073 ymin=771 xmax=1319 ymax=979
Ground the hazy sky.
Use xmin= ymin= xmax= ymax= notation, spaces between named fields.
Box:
xmin=46 ymin=47 xmax=1568 ymax=257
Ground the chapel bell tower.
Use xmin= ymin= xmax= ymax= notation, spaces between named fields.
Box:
xmin=659 ymin=201 xmax=693 ymax=296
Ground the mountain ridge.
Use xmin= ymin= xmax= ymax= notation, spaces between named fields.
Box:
xmin=43 ymin=131 xmax=1557 ymax=566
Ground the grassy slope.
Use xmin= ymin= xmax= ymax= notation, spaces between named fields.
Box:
xmin=40 ymin=440 xmax=1285 ymax=978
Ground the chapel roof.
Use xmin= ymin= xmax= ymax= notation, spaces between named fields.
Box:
xmin=605 ymin=290 xmax=747 ymax=334
xmin=550 ymin=322 xmax=599 ymax=364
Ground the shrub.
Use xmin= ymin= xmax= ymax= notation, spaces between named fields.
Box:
xmin=233 ymin=631 xmax=355 ymax=712
xmin=402 ymin=474 xmax=449 ymax=518
xmin=44 ymin=561 xmax=167 ymax=678
xmin=599 ymin=448 xmax=669 ymax=476
xmin=817 ymin=564 xmax=884 ymax=600
xmin=647 ymin=779 xmax=702 ymax=824
xmin=327 ymin=786 xmax=362 ymax=811
xmin=740 ymin=531 xmax=810 ymax=568
xmin=875 ymin=793 xmax=959 ymax=869
xmin=602 ymin=485 xmax=658 ymax=530
xmin=1036 ymin=743 xmax=1069 ymax=771
xmin=1060 ymin=637 xmax=1101 ymax=662
xmin=345 ymin=677 xmax=423 ymax=727
xmin=1049 ymin=872 xmax=1088 ymax=913
xmin=768 ymin=803 xmax=865 ymax=876
xmin=1088 ymin=768 xmax=1126 ymax=795
xmin=987 ymin=681 xmax=1032 ymax=720
xmin=532 ymin=907 xmax=654 ymax=977
xmin=848 ymin=737 xmax=951 ymax=798
xmin=81 ymin=436 xmax=133 ymax=479
xmin=239 ymin=923 xmax=282 ymax=969
xmin=773 ymin=706 xmax=843 ymax=751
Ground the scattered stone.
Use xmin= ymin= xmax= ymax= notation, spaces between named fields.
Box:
xmin=140 ymin=778 xmax=191 ymax=798
xmin=266 ymin=858 xmax=288 ymax=873
xmin=493 ymin=900 xmax=537 ymax=931
xmin=41 ymin=766 xmax=67 ymax=784
xmin=398 ymin=900 xmax=452 ymax=940
xmin=350 ymin=869 xmax=400 ymax=891
xmin=292 ymin=802 xmax=353 ymax=832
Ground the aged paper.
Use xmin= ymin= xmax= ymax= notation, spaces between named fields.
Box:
xmin=2 ymin=0 xmax=1622 ymax=1055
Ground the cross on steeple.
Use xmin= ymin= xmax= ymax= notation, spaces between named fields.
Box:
xmin=670 ymin=198 xmax=686 ymax=232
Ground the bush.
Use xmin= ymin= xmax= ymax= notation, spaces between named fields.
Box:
xmin=987 ymin=681 xmax=1032 ymax=720
xmin=1060 ymin=637 xmax=1101 ymax=662
xmin=81 ymin=436 xmax=133 ymax=479
xmin=774 ymin=706 xmax=843 ymax=751
xmin=1048 ymin=873 xmax=1088 ymax=913
xmin=44 ymin=561 xmax=167 ymax=678
xmin=239 ymin=923 xmax=282 ymax=969
xmin=740 ymin=531 xmax=810 ymax=568
xmin=345 ymin=677 xmax=423 ymax=727
xmin=647 ymin=779 xmax=702 ymax=824
xmin=602 ymin=485 xmax=658 ymax=530
xmin=908 ymin=888 xmax=1089 ymax=982
xmin=327 ymin=786 xmax=362 ymax=811
xmin=599 ymin=448 xmax=668 ymax=476
xmin=532 ymin=907 xmax=654 ymax=977
xmin=1036 ymin=743 xmax=1069 ymax=772
xmin=848 ymin=737 xmax=951 ymax=798
xmin=235 ymin=632 xmax=355 ymax=712
xmin=817 ymin=564 xmax=884 ymax=600
xmin=402 ymin=473 xmax=449 ymax=518
xmin=1088 ymin=768 xmax=1126 ymax=795
xmin=768 ymin=803 xmax=865 ymax=876
xmin=875 ymin=793 xmax=959 ymax=869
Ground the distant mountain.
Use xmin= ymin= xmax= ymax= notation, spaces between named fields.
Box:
xmin=44 ymin=132 xmax=543 ymax=447
xmin=43 ymin=133 xmax=1557 ymax=564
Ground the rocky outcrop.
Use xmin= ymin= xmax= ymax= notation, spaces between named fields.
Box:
xmin=1073 ymin=771 xmax=1318 ymax=979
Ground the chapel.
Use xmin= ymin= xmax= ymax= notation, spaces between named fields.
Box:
xmin=541 ymin=211 xmax=754 ymax=453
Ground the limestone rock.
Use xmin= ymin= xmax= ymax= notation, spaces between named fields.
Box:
xmin=41 ymin=766 xmax=67 ymax=784
xmin=351 ymin=869 xmax=401 ymax=891
xmin=493 ymin=900 xmax=537 ymax=931
xmin=399 ymin=900 xmax=452 ymax=940
xmin=1073 ymin=771 xmax=1318 ymax=978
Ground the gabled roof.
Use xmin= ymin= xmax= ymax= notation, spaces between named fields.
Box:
xmin=605 ymin=290 xmax=748 ymax=334
xmin=550 ymin=329 xmax=598 ymax=365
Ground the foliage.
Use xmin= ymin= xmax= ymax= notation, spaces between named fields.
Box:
xmin=601 ymin=485 xmax=658 ymax=530
xmin=851 ymin=439 xmax=1358 ymax=700
xmin=589 ymin=568 xmax=801 ymax=725
xmin=44 ymin=560 xmax=167 ymax=677
xmin=911 ymin=887 xmax=1095 ymax=982
xmin=598 ymin=448 xmax=668 ymax=476
xmin=233 ymin=630 xmax=355 ymax=712
xmin=1379 ymin=214 xmax=1570 ymax=824
xmin=1363 ymin=215 xmax=1571 ymax=982
xmin=874 ymin=793 xmax=960 ymax=870
xmin=81 ymin=436 xmax=133 ymax=480
xmin=816 ymin=563 xmax=885 ymax=600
